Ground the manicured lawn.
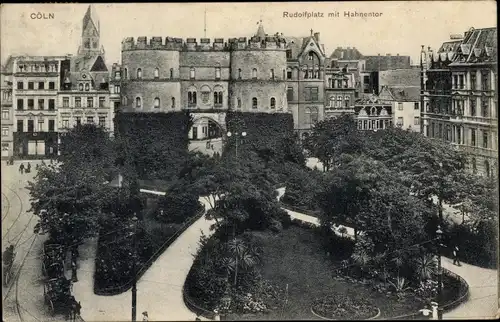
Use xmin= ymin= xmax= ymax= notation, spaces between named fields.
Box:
xmin=226 ymin=225 xmax=425 ymax=320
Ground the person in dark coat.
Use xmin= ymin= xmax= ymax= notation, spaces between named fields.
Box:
xmin=19 ymin=163 xmax=24 ymax=174
xmin=71 ymin=259 xmax=78 ymax=282
xmin=26 ymin=163 xmax=31 ymax=173
xmin=452 ymin=246 xmax=461 ymax=266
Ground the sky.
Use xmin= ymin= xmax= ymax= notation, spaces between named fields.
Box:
xmin=0 ymin=1 xmax=497 ymax=67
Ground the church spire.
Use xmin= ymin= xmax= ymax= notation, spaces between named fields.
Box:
xmin=79 ymin=5 xmax=103 ymax=57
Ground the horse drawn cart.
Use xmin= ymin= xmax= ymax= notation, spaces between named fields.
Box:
xmin=43 ymin=276 xmax=73 ymax=316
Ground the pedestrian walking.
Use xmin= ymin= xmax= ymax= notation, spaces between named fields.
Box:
xmin=26 ymin=163 xmax=31 ymax=173
xmin=213 ymin=309 xmax=220 ymax=321
xmin=452 ymin=246 xmax=461 ymax=266
xmin=75 ymin=301 xmax=81 ymax=318
xmin=71 ymin=259 xmax=78 ymax=282
xmin=195 ymin=314 xmax=201 ymax=321
xmin=142 ymin=311 xmax=149 ymax=321
xmin=19 ymin=163 xmax=24 ymax=174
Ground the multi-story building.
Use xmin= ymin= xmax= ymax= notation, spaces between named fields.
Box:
xmin=421 ymin=27 xmax=498 ymax=177
xmin=323 ymin=59 xmax=357 ymax=121
xmin=354 ymin=94 xmax=393 ymax=131
xmin=1 ymin=59 xmax=14 ymax=158
xmin=120 ymin=22 xmax=289 ymax=140
xmin=379 ymin=85 xmax=421 ymax=132
xmin=58 ymin=5 xmax=114 ymax=136
xmin=11 ymin=55 xmax=67 ymax=159
xmin=284 ymin=30 xmax=326 ymax=138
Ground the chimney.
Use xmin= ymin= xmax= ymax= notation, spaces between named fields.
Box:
xmin=397 ymin=53 xmax=399 ymax=56
xmin=314 ymin=32 xmax=320 ymax=42
xmin=386 ymin=53 xmax=390 ymax=56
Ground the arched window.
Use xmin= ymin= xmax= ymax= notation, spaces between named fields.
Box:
xmin=252 ymin=68 xmax=257 ymax=79
xmin=344 ymin=96 xmax=350 ymax=108
xmin=122 ymin=96 xmax=128 ymax=106
xmin=190 ymin=67 xmax=196 ymax=79
xmin=154 ymin=97 xmax=160 ymax=108
xmin=188 ymin=87 xmax=197 ymax=107
xmin=137 ymin=68 xmax=142 ymax=79
xmin=237 ymin=98 xmax=241 ymax=109
xmin=270 ymin=69 xmax=275 ymax=79
xmin=124 ymin=68 xmax=128 ymax=79
xmin=329 ymin=96 xmax=335 ymax=108
xmin=85 ymin=83 xmax=90 ymax=91
xmin=308 ymin=52 xmax=314 ymax=60
xmin=485 ymin=160 xmax=490 ymax=177
xmin=154 ymin=68 xmax=159 ymax=79
xmin=287 ymin=68 xmax=292 ymax=80
xmin=238 ymin=69 xmax=242 ymax=79
xmin=171 ymin=97 xmax=175 ymax=109
xmin=305 ymin=107 xmax=311 ymax=127
xmin=78 ymin=83 xmax=83 ymax=91
xmin=310 ymin=107 xmax=318 ymax=125
xmin=214 ymin=87 xmax=223 ymax=106
xmin=135 ymin=97 xmax=142 ymax=108
xmin=170 ymin=68 xmax=174 ymax=79
xmin=215 ymin=67 xmax=221 ymax=79
xmin=270 ymin=97 xmax=276 ymax=109
xmin=252 ymin=97 xmax=258 ymax=109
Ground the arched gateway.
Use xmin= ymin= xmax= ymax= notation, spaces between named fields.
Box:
xmin=188 ymin=112 xmax=226 ymax=156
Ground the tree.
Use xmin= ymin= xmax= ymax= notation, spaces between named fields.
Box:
xmin=224 ymin=237 xmax=261 ymax=286
xmin=304 ymin=114 xmax=363 ymax=171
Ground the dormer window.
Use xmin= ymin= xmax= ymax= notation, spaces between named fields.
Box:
xmin=85 ymin=83 xmax=90 ymax=91
xmin=78 ymin=84 xmax=83 ymax=91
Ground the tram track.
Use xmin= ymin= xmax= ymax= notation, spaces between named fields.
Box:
xmin=2 ymin=191 xmax=11 ymax=222
xmin=2 ymin=186 xmax=25 ymax=244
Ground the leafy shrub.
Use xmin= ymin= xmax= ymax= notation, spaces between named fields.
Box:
xmin=156 ymin=188 xmax=202 ymax=224
xmin=443 ymin=221 xmax=497 ymax=268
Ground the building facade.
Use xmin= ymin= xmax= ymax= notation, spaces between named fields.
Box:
xmin=1 ymin=62 xmax=14 ymax=158
xmin=285 ymin=31 xmax=326 ymax=137
xmin=354 ymin=94 xmax=393 ymax=131
xmin=379 ymin=85 xmax=421 ymax=132
xmin=0 ymin=5 xmax=117 ymax=159
xmin=11 ymin=56 xmax=66 ymax=158
xmin=421 ymin=27 xmax=498 ymax=177
xmin=120 ymin=23 xmax=289 ymax=140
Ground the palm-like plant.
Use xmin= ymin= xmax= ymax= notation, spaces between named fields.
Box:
xmin=413 ymin=254 xmax=437 ymax=282
xmin=388 ymin=276 xmax=411 ymax=300
xmin=225 ymin=238 xmax=261 ymax=286
xmin=351 ymin=250 xmax=371 ymax=279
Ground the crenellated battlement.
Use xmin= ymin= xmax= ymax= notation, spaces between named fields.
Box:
xmin=121 ymin=36 xmax=286 ymax=52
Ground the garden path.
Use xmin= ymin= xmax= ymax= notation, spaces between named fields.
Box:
xmin=72 ymin=185 xmax=497 ymax=321
xmin=73 ymin=196 xmax=217 ymax=321
xmin=277 ymin=186 xmax=498 ymax=320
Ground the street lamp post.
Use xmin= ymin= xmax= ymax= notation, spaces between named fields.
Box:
xmin=226 ymin=131 xmax=246 ymax=158
xmin=436 ymin=225 xmax=443 ymax=320
xmin=131 ymin=215 xmax=138 ymax=322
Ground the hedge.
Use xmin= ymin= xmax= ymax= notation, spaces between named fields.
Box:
xmin=224 ymin=112 xmax=294 ymax=161
xmin=114 ymin=111 xmax=192 ymax=181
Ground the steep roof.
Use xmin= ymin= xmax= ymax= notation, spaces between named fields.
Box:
xmin=284 ymin=36 xmax=307 ymax=59
xmin=255 ymin=21 xmax=266 ymax=39
xmin=330 ymin=47 xmax=363 ymax=60
xmin=90 ymin=56 xmax=108 ymax=72
xmin=450 ymin=27 xmax=497 ymax=65
xmin=83 ymin=5 xmax=100 ymax=36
